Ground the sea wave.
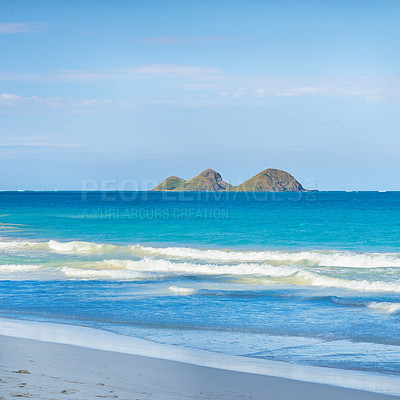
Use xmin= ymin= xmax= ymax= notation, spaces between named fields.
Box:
xmin=97 ymin=258 xmax=300 ymax=277
xmin=0 ymin=239 xmax=400 ymax=292
xmin=367 ymin=302 xmax=400 ymax=314
xmin=169 ymin=286 xmax=196 ymax=295
xmin=294 ymin=270 xmax=400 ymax=293
xmin=136 ymin=245 xmax=400 ymax=268
xmin=54 ymin=259 xmax=400 ymax=292
xmin=0 ymin=264 xmax=42 ymax=272
xmin=330 ymin=297 xmax=400 ymax=314
xmin=0 ymin=239 xmax=117 ymax=254
xmin=47 ymin=240 xmax=117 ymax=254
xmin=1 ymin=239 xmax=400 ymax=268
xmin=59 ymin=266 xmax=146 ymax=280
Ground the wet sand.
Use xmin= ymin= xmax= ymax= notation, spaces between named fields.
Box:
xmin=0 ymin=335 xmax=399 ymax=400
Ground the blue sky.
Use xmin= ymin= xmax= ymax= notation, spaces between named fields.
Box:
xmin=0 ymin=0 xmax=399 ymax=190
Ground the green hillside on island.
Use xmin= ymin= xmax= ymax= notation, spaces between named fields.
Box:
xmin=231 ymin=168 xmax=304 ymax=192
xmin=153 ymin=168 xmax=305 ymax=192
xmin=153 ymin=169 xmax=232 ymax=191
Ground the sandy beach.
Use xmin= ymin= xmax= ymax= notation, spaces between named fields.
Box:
xmin=0 ymin=334 xmax=398 ymax=400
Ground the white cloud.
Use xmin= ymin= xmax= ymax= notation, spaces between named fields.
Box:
xmin=131 ymin=36 xmax=230 ymax=44
xmin=255 ymin=88 xmax=266 ymax=98
xmin=0 ymin=93 xmax=117 ymax=113
xmin=0 ymin=22 xmax=46 ymax=34
xmin=54 ymin=72 xmax=112 ymax=82
xmin=0 ymin=70 xmax=399 ymax=106
xmin=0 ymin=93 xmax=27 ymax=103
xmin=0 ymin=143 xmax=80 ymax=148
xmin=2 ymin=64 xmax=395 ymax=102
xmin=365 ymin=95 xmax=385 ymax=103
xmin=0 ymin=64 xmax=220 ymax=82
xmin=205 ymin=75 xmax=400 ymax=102
xmin=122 ymin=64 xmax=220 ymax=76
xmin=232 ymin=88 xmax=247 ymax=98
xmin=277 ymin=86 xmax=322 ymax=97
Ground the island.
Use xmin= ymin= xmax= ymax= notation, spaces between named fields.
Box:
xmin=153 ymin=168 xmax=305 ymax=191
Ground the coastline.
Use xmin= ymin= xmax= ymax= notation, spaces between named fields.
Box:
xmin=1 ymin=335 xmax=399 ymax=400
xmin=0 ymin=318 xmax=400 ymax=399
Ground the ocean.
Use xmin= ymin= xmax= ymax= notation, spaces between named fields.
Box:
xmin=0 ymin=191 xmax=399 ymax=376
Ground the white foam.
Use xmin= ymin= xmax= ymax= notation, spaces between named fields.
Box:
xmin=0 ymin=264 xmax=42 ymax=272
xmin=169 ymin=286 xmax=196 ymax=295
xmin=60 ymin=266 xmax=145 ymax=280
xmin=92 ymin=259 xmax=400 ymax=292
xmin=2 ymin=239 xmax=400 ymax=268
xmin=0 ymin=239 xmax=116 ymax=254
xmin=367 ymin=302 xmax=400 ymax=314
xmin=101 ymin=258 xmax=300 ymax=277
xmin=1 ymin=239 xmax=400 ymax=292
xmin=0 ymin=241 xmax=27 ymax=250
xmin=48 ymin=240 xmax=116 ymax=254
xmin=295 ymin=270 xmax=400 ymax=293
xmin=136 ymin=245 xmax=400 ymax=268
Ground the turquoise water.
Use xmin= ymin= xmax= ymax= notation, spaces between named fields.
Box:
xmin=0 ymin=191 xmax=400 ymax=375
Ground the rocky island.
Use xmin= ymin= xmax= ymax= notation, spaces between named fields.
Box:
xmin=153 ymin=168 xmax=305 ymax=191
xmin=153 ymin=169 xmax=232 ymax=191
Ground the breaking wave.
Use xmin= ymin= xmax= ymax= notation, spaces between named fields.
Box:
xmin=0 ymin=239 xmax=117 ymax=254
xmin=135 ymin=245 xmax=400 ymax=268
xmin=1 ymin=239 xmax=400 ymax=268
xmin=294 ymin=270 xmax=400 ymax=293
xmin=95 ymin=258 xmax=299 ymax=277
xmin=3 ymin=258 xmax=395 ymax=293
xmin=169 ymin=286 xmax=196 ymax=295
xmin=0 ymin=264 xmax=42 ymax=272
xmin=330 ymin=297 xmax=400 ymax=314
xmin=0 ymin=239 xmax=399 ymax=293
xmin=59 ymin=266 xmax=146 ymax=280
xmin=367 ymin=302 xmax=400 ymax=314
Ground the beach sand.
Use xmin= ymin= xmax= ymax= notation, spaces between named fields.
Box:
xmin=0 ymin=335 xmax=399 ymax=400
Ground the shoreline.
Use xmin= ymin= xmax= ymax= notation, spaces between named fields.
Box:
xmin=0 ymin=318 xmax=400 ymax=398
xmin=1 ymin=335 xmax=399 ymax=400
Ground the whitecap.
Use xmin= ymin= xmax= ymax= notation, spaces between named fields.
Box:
xmin=0 ymin=264 xmax=42 ymax=272
xmin=367 ymin=302 xmax=400 ymax=314
xmin=169 ymin=286 xmax=196 ymax=295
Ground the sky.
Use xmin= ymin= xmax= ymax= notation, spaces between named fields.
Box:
xmin=0 ymin=0 xmax=399 ymax=190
